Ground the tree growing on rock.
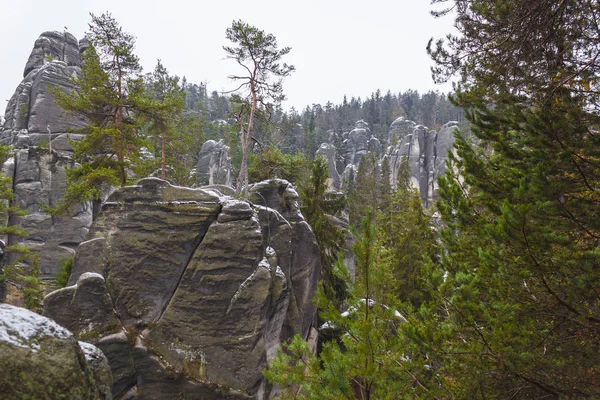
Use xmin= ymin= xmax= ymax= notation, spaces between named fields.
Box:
xmin=223 ymin=20 xmax=295 ymax=197
xmin=135 ymin=60 xmax=186 ymax=180
xmin=53 ymin=13 xmax=143 ymax=212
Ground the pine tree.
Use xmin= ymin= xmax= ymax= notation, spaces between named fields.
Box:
xmin=299 ymin=156 xmax=347 ymax=308
xmin=0 ymin=143 xmax=41 ymax=310
xmin=223 ymin=20 xmax=295 ymax=197
xmin=423 ymin=0 xmax=600 ymax=396
xmin=136 ymin=59 xmax=186 ymax=181
xmin=53 ymin=13 xmax=143 ymax=212
xmin=265 ymin=210 xmax=436 ymax=399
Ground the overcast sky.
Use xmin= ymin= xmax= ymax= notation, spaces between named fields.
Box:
xmin=2 ymin=0 xmax=455 ymax=115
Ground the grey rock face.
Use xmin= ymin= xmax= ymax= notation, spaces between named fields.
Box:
xmin=195 ymin=139 xmax=233 ymax=187
xmin=386 ymin=119 xmax=457 ymax=206
xmin=342 ymin=120 xmax=371 ymax=165
xmin=8 ymin=147 xmax=93 ymax=276
xmin=43 ymin=178 xmax=321 ymax=399
xmin=316 ymin=142 xmax=341 ymax=190
xmin=44 ymin=272 xmax=119 ymax=339
xmin=3 ymin=31 xmax=87 ymax=145
xmin=0 ymin=31 xmax=92 ymax=277
xmin=0 ymin=304 xmax=112 ymax=399
xmin=330 ymin=117 xmax=456 ymax=207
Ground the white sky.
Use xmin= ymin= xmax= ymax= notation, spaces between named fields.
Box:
xmin=1 ymin=0 xmax=455 ymax=115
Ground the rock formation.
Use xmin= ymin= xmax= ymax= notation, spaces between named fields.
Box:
xmin=0 ymin=303 xmax=112 ymax=399
xmin=320 ymin=118 xmax=458 ymax=206
xmin=342 ymin=120 xmax=371 ymax=166
xmin=0 ymin=31 xmax=93 ymax=276
xmin=1 ymin=31 xmax=86 ymax=145
xmin=316 ymin=142 xmax=341 ymax=190
xmin=195 ymin=139 xmax=233 ymax=186
xmin=44 ymin=177 xmax=321 ymax=399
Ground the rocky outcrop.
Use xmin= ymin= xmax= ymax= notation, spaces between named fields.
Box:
xmin=195 ymin=139 xmax=233 ymax=187
xmin=0 ymin=303 xmax=112 ymax=399
xmin=316 ymin=142 xmax=341 ymax=190
xmin=43 ymin=177 xmax=321 ymax=399
xmin=2 ymin=31 xmax=86 ymax=145
xmin=7 ymin=147 xmax=93 ymax=276
xmin=342 ymin=120 xmax=371 ymax=166
xmin=386 ymin=118 xmax=458 ymax=206
xmin=0 ymin=31 xmax=93 ymax=276
xmin=318 ymin=117 xmax=458 ymax=207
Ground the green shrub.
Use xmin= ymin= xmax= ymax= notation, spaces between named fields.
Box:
xmin=55 ymin=256 xmax=74 ymax=288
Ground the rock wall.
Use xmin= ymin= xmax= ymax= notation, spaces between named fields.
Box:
xmin=0 ymin=31 xmax=92 ymax=276
xmin=44 ymin=177 xmax=321 ymax=399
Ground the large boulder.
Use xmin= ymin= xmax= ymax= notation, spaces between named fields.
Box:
xmin=44 ymin=178 xmax=321 ymax=399
xmin=0 ymin=303 xmax=112 ymax=399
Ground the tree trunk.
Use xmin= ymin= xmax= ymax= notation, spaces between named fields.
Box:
xmin=161 ymin=130 xmax=166 ymax=180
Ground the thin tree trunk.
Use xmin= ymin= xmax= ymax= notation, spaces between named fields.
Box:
xmin=235 ymin=79 xmax=257 ymax=198
xmin=161 ymin=130 xmax=166 ymax=180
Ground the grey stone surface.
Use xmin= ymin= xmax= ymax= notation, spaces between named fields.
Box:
xmin=195 ymin=139 xmax=233 ymax=186
xmin=0 ymin=31 xmax=92 ymax=277
xmin=316 ymin=142 xmax=341 ymax=190
xmin=0 ymin=304 xmax=112 ymax=399
xmin=44 ymin=272 xmax=119 ymax=339
xmin=8 ymin=147 xmax=93 ymax=276
xmin=2 ymin=31 xmax=86 ymax=144
xmin=42 ymin=178 xmax=321 ymax=399
xmin=335 ymin=117 xmax=456 ymax=207
xmin=342 ymin=120 xmax=371 ymax=166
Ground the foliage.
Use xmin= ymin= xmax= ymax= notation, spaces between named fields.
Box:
xmin=223 ymin=20 xmax=295 ymax=196
xmin=377 ymin=158 xmax=438 ymax=308
xmin=423 ymin=0 xmax=600 ymax=397
xmin=266 ymin=211 xmax=436 ymax=399
xmin=0 ymin=143 xmax=40 ymax=310
xmin=52 ymin=13 xmax=143 ymax=213
xmin=22 ymin=256 xmax=43 ymax=313
xmin=298 ymin=156 xmax=347 ymax=308
xmin=248 ymin=146 xmax=308 ymax=184
xmin=55 ymin=256 xmax=74 ymax=289
xmin=135 ymin=60 xmax=187 ymax=181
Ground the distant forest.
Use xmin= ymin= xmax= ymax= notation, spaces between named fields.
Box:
xmin=182 ymin=81 xmax=464 ymax=157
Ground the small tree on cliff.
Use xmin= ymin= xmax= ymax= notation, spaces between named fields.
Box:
xmin=223 ymin=20 xmax=295 ymax=197
xmin=53 ymin=13 xmax=143 ymax=212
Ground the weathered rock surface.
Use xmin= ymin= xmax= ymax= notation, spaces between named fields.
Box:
xmin=195 ymin=139 xmax=233 ymax=187
xmin=0 ymin=303 xmax=112 ymax=399
xmin=342 ymin=120 xmax=371 ymax=166
xmin=316 ymin=142 xmax=341 ymax=190
xmin=1 ymin=31 xmax=92 ymax=276
xmin=43 ymin=272 xmax=119 ymax=339
xmin=43 ymin=178 xmax=321 ymax=399
xmin=318 ymin=117 xmax=457 ymax=206
xmin=2 ymin=31 xmax=86 ymax=145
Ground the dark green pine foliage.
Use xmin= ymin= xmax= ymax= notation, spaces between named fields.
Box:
xmin=424 ymin=0 xmax=600 ymax=397
xmin=52 ymin=13 xmax=143 ymax=213
xmin=0 ymin=143 xmax=42 ymax=310
xmin=378 ymin=158 xmax=437 ymax=308
xmin=299 ymin=156 xmax=347 ymax=308
xmin=265 ymin=210 xmax=436 ymax=399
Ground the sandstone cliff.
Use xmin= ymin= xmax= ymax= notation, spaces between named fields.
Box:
xmin=44 ymin=178 xmax=321 ymax=399
xmin=0 ymin=31 xmax=92 ymax=277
